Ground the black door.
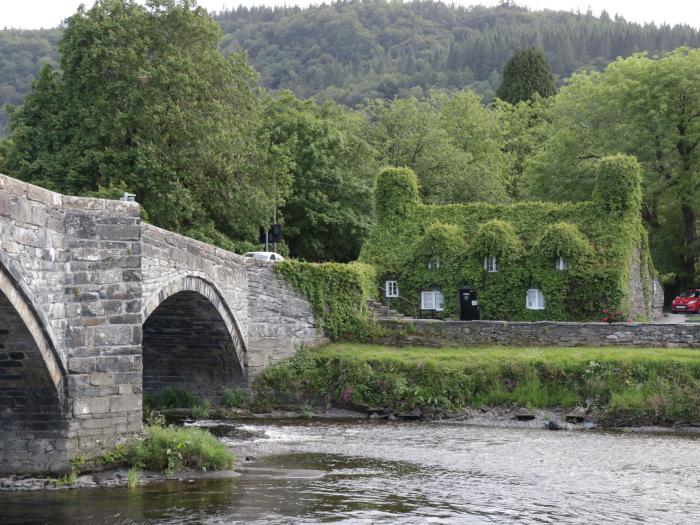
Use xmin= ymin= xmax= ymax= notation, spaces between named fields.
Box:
xmin=459 ymin=286 xmax=480 ymax=320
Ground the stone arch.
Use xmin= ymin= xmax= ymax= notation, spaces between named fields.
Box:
xmin=0 ymin=261 xmax=67 ymax=473
xmin=142 ymin=275 xmax=248 ymax=401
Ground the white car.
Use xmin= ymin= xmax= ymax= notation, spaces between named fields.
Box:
xmin=243 ymin=251 xmax=285 ymax=262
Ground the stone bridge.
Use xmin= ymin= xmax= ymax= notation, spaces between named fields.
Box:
xmin=0 ymin=174 xmax=324 ymax=473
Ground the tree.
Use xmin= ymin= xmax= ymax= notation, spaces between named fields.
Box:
xmin=496 ymin=48 xmax=556 ymax=105
xmin=524 ymin=48 xmax=700 ymax=286
xmin=1 ymin=0 xmax=277 ymax=248
xmin=362 ymin=94 xmax=508 ymax=205
xmin=261 ymin=91 xmax=377 ymax=262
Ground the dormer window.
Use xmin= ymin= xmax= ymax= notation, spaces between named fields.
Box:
xmin=484 ymin=256 xmax=498 ymax=273
xmin=556 ymin=257 xmax=567 ymax=271
xmin=428 ymin=256 xmax=441 ymax=270
xmin=526 ymin=288 xmax=545 ymax=310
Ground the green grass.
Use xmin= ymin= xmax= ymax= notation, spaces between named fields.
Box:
xmin=222 ymin=388 xmax=248 ymax=408
xmin=254 ymin=344 xmax=700 ymax=426
xmin=130 ymin=425 xmax=235 ymax=475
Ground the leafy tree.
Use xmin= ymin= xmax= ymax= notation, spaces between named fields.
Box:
xmin=1 ymin=0 xmax=276 ymax=248
xmin=261 ymin=91 xmax=377 ymax=262
xmin=496 ymin=48 xmax=556 ymax=104
xmin=362 ymin=94 xmax=508 ymax=205
xmin=524 ymin=48 xmax=700 ymax=286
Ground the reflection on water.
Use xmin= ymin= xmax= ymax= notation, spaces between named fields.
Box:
xmin=2 ymin=421 xmax=700 ymax=524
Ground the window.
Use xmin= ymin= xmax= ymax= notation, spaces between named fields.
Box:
xmin=526 ymin=288 xmax=545 ymax=310
xmin=421 ymin=290 xmax=444 ymax=311
xmin=385 ymin=280 xmax=399 ymax=298
xmin=555 ymin=257 xmax=567 ymax=271
xmin=483 ymin=255 xmax=498 ymax=273
xmin=427 ymin=256 xmax=441 ymax=270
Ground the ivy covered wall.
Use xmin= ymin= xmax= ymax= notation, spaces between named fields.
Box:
xmin=359 ymin=156 xmax=659 ymax=321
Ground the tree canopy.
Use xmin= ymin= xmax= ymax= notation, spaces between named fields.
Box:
xmin=496 ymin=48 xmax=556 ymax=104
xmin=0 ymin=0 xmax=277 ymax=249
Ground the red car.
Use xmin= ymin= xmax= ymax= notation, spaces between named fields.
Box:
xmin=671 ymin=289 xmax=700 ymax=313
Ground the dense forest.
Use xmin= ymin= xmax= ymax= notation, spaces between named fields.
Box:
xmin=0 ymin=0 xmax=699 ymax=295
xmin=2 ymin=0 xmax=699 ymax=134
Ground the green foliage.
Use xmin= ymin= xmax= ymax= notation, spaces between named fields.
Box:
xmin=130 ymin=425 xmax=235 ymax=475
xmin=361 ymin=162 xmax=653 ymax=321
xmin=0 ymin=0 xmax=278 ymax=248
xmin=216 ymin=2 xmax=699 ymax=106
xmin=363 ymin=95 xmax=508 ymax=206
xmin=534 ymin=222 xmax=594 ymax=261
xmin=593 ymin=155 xmax=643 ymax=215
xmin=261 ymin=91 xmax=377 ymax=262
xmin=222 ymin=388 xmax=248 ymax=409
xmin=256 ymin=344 xmax=700 ymax=426
xmin=127 ymin=468 xmax=140 ymax=489
xmin=145 ymin=387 xmax=200 ymax=410
xmin=275 ymin=260 xmax=379 ymax=340
xmin=524 ymin=48 xmax=700 ymax=287
xmin=192 ymin=400 xmax=211 ymax=420
xmin=374 ymin=167 xmax=421 ymax=224
xmin=496 ymin=48 xmax=556 ymax=104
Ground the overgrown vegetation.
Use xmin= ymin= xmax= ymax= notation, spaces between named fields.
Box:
xmin=255 ymin=345 xmax=700 ymax=426
xmin=360 ymin=159 xmax=654 ymax=321
xmin=275 ymin=260 xmax=379 ymax=340
xmin=130 ymin=425 xmax=234 ymax=475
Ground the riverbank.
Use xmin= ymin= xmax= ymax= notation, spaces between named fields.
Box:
xmin=254 ymin=343 xmax=700 ymax=427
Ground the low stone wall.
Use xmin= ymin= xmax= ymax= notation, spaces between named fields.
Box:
xmin=379 ymin=319 xmax=700 ymax=348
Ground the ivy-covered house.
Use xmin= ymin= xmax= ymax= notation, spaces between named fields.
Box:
xmin=359 ymin=155 xmax=663 ymax=322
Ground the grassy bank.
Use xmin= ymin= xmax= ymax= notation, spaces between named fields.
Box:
xmin=254 ymin=344 xmax=700 ymax=426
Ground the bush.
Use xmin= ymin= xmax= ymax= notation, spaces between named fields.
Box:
xmin=222 ymin=388 xmax=248 ymax=408
xmin=131 ymin=425 xmax=235 ymax=475
xmin=145 ymin=387 xmax=200 ymax=409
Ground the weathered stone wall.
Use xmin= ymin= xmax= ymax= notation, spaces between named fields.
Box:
xmin=379 ymin=318 xmax=700 ymax=348
xmin=0 ymin=174 xmax=143 ymax=472
xmin=0 ymin=174 xmax=324 ymax=473
xmin=245 ymin=262 xmax=326 ymax=378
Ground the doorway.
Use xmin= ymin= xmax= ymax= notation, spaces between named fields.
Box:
xmin=459 ymin=285 xmax=480 ymax=320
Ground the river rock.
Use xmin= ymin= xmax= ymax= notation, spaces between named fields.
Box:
xmin=514 ymin=409 xmax=536 ymax=421
xmin=565 ymin=407 xmax=586 ymax=424
xmin=400 ymin=407 xmax=423 ymax=420
xmin=546 ymin=420 xmax=564 ymax=431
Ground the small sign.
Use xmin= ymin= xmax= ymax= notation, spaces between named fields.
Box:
xmin=385 ymin=280 xmax=399 ymax=298
xmin=471 ymin=300 xmax=478 ymax=306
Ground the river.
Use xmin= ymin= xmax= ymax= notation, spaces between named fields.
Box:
xmin=2 ymin=419 xmax=699 ymax=524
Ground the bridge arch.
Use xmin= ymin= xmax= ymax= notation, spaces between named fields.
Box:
xmin=0 ymin=260 xmax=67 ymax=472
xmin=142 ymin=275 xmax=248 ymax=402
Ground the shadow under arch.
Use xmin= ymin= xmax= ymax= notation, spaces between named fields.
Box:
xmin=0 ymin=260 xmax=67 ymax=473
xmin=142 ymin=275 xmax=248 ymax=402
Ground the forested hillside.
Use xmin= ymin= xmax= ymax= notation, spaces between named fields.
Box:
xmin=220 ymin=0 xmax=699 ymax=104
xmin=2 ymin=0 xmax=699 ymax=135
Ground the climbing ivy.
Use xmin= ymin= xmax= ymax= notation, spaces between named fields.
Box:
xmin=275 ymin=260 xmax=379 ymax=340
xmin=359 ymin=157 xmax=656 ymax=321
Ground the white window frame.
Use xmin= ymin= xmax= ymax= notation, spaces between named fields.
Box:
xmin=385 ymin=280 xmax=399 ymax=298
xmin=483 ymin=255 xmax=498 ymax=273
xmin=421 ymin=290 xmax=444 ymax=311
xmin=555 ymin=257 xmax=567 ymax=271
xmin=427 ymin=256 xmax=441 ymax=270
xmin=526 ymin=288 xmax=545 ymax=310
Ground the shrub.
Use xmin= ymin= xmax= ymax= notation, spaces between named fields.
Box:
xmin=147 ymin=387 xmax=200 ymax=409
xmin=130 ymin=425 xmax=235 ymax=475
xmin=222 ymin=388 xmax=248 ymax=408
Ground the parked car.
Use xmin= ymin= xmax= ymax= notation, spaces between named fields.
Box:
xmin=243 ymin=251 xmax=285 ymax=262
xmin=671 ymin=289 xmax=700 ymax=313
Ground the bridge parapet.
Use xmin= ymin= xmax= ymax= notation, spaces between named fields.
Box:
xmin=0 ymin=174 xmax=323 ymax=473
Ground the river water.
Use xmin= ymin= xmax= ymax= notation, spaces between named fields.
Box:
xmin=2 ymin=419 xmax=699 ymax=524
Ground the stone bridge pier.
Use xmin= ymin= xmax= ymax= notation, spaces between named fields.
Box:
xmin=0 ymin=174 xmax=323 ymax=474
